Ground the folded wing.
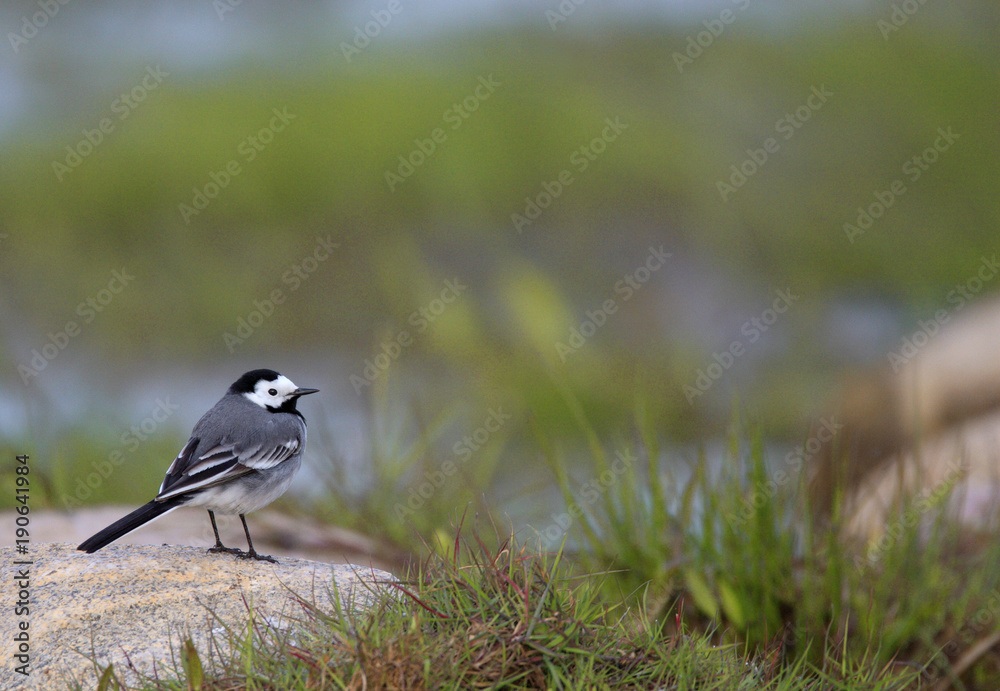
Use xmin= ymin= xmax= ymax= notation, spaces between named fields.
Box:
xmin=157 ymin=434 xmax=301 ymax=500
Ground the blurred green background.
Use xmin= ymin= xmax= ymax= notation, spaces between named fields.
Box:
xmin=0 ymin=0 xmax=997 ymax=532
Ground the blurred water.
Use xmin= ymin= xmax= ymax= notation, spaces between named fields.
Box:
xmin=0 ymin=0 xmax=869 ymax=138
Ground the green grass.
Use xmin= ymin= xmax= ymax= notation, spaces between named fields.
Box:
xmin=88 ymin=524 xmax=921 ymax=690
xmin=310 ymin=388 xmax=1000 ymax=687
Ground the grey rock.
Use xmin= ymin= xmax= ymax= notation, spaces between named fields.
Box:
xmin=0 ymin=543 xmax=395 ymax=690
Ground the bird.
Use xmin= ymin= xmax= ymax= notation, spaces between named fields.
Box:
xmin=78 ymin=369 xmax=318 ymax=563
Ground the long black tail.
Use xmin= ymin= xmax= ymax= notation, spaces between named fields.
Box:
xmin=78 ymin=497 xmax=186 ymax=553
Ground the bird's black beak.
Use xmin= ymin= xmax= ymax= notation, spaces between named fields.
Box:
xmin=292 ymin=387 xmax=319 ymax=397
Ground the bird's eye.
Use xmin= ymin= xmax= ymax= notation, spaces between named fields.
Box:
xmin=268 ymin=388 xmax=278 ymax=396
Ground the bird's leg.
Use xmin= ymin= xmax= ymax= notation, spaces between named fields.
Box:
xmin=206 ymin=510 xmax=246 ymax=556
xmin=237 ymin=513 xmax=278 ymax=563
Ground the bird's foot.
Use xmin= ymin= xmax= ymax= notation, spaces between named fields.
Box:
xmin=208 ymin=544 xmax=247 ymax=557
xmin=239 ymin=549 xmax=278 ymax=564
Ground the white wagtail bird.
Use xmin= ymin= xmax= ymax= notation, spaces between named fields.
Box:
xmin=78 ymin=369 xmax=318 ymax=563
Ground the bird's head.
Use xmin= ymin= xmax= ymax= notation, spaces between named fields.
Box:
xmin=229 ymin=369 xmax=319 ymax=412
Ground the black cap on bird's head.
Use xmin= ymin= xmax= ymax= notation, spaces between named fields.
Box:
xmin=229 ymin=369 xmax=283 ymax=395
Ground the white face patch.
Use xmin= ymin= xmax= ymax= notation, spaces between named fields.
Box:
xmin=244 ymin=374 xmax=299 ymax=409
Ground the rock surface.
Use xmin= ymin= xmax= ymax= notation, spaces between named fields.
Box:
xmin=813 ymin=294 xmax=1000 ymax=538
xmin=842 ymin=409 xmax=1000 ymax=543
xmin=0 ymin=543 xmax=395 ymax=690
xmin=0 ymin=506 xmax=407 ymax=571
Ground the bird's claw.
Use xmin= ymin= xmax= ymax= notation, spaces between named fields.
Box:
xmin=239 ymin=550 xmax=278 ymax=564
